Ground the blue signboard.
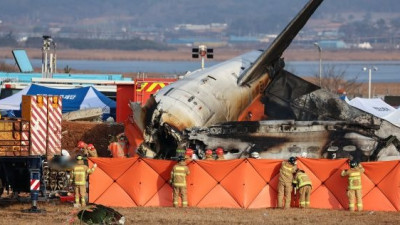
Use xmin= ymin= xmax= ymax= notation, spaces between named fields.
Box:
xmin=12 ymin=49 xmax=34 ymax=73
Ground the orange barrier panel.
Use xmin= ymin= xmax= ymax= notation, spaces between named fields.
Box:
xmin=123 ymin=119 xmax=144 ymax=156
xmin=88 ymin=158 xmax=400 ymax=211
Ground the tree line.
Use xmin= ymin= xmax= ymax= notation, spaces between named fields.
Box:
xmin=0 ymin=36 xmax=172 ymax=51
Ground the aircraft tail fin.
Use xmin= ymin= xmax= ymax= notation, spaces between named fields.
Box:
xmin=237 ymin=0 xmax=323 ymax=86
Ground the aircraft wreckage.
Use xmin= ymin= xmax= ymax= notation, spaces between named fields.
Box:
xmin=130 ymin=0 xmax=400 ymax=162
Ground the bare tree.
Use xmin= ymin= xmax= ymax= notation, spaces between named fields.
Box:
xmin=313 ymin=65 xmax=362 ymax=97
xmin=63 ymin=65 xmax=72 ymax=73
xmin=0 ymin=61 xmax=18 ymax=73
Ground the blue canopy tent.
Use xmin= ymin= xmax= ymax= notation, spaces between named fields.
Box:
xmin=0 ymin=84 xmax=116 ymax=119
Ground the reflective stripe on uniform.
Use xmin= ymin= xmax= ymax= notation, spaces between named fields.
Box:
xmin=172 ymin=164 xmax=188 ymax=186
xmin=348 ymin=171 xmax=362 ymax=190
xmin=282 ymin=164 xmax=293 ymax=176
xmin=295 ymin=173 xmax=312 ymax=188
xmin=349 ymin=172 xmax=360 ymax=177
xmin=298 ymin=174 xmax=312 ymax=188
xmin=348 ymin=179 xmax=361 ymax=190
xmin=350 ymin=185 xmax=361 ymax=189
xmin=73 ymin=166 xmax=87 ymax=185
xmin=174 ymin=173 xmax=187 ymax=176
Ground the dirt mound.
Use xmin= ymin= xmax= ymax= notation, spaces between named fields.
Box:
xmin=62 ymin=121 xmax=124 ymax=157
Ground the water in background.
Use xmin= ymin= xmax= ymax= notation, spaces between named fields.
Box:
xmin=5 ymin=59 xmax=400 ymax=82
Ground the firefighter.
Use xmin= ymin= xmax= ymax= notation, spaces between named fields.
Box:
xmin=87 ymin=144 xmax=98 ymax=157
xmin=205 ymin=149 xmax=214 ymax=160
xmin=169 ymin=156 xmax=190 ymax=207
xmin=76 ymin=141 xmax=90 ymax=157
xmin=77 ymin=141 xmax=86 ymax=152
xmin=117 ymin=134 xmax=129 ymax=156
xmin=108 ymin=140 xmax=126 ymax=158
xmin=215 ymin=148 xmax=225 ymax=160
xmin=71 ymin=155 xmax=97 ymax=207
xmin=185 ymin=148 xmax=194 ymax=164
xmin=277 ymin=157 xmax=297 ymax=209
xmin=341 ymin=160 xmax=365 ymax=211
xmin=293 ymin=169 xmax=312 ymax=208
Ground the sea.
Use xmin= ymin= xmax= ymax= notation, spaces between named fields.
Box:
xmin=5 ymin=59 xmax=400 ymax=82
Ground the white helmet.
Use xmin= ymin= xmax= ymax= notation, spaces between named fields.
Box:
xmin=61 ymin=149 xmax=70 ymax=159
xmin=251 ymin=152 xmax=260 ymax=159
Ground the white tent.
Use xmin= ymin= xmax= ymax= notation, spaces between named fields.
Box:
xmin=348 ymin=97 xmax=395 ymax=118
xmin=383 ymin=110 xmax=400 ymax=127
xmin=0 ymin=87 xmax=29 ymax=110
xmin=0 ymin=84 xmax=116 ymax=118
xmin=348 ymin=97 xmax=400 ymax=127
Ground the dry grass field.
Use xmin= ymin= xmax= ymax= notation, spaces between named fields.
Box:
xmin=2 ymin=47 xmax=400 ymax=62
xmin=1 ymin=47 xmax=400 ymax=96
xmin=0 ymin=201 xmax=400 ymax=225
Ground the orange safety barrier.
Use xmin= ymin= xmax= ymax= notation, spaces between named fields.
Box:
xmin=123 ymin=119 xmax=144 ymax=157
xmin=88 ymin=157 xmax=400 ymax=211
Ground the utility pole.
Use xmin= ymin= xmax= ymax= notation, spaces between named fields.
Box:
xmin=363 ymin=66 xmax=378 ymax=98
xmin=314 ymin=42 xmax=322 ymax=86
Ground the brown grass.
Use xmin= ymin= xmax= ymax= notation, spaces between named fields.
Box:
xmin=2 ymin=47 xmax=400 ymax=96
xmin=0 ymin=201 xmax=399 ymax=225
xmin=2 ymin=47 xmax=400 ymax=61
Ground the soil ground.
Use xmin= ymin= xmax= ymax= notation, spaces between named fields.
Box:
xmin=0 ymin=201 xmax=399 ymax=225
xmin=61 ymin=121 xmax=124 ymax=157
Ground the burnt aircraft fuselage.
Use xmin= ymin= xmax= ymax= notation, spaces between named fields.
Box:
xmin=131 ymin=0 xmax=400 ymax=161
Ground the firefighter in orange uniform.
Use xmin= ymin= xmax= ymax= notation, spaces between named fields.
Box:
xmin=87 ymin=144 xmax=98 ymax=157
xmin=277 ymin=157 xmax=297 ymax=209
xmin=117 ymin=134 xmax=129 ymax=156
xmin=205 ymin=149 xmax=214 ymax=160
xmin=293 ymin=169 xmax=312 ymax=208
xmin=341 ymin=160 xmax=365 ymax=211
xmin=185 ymin=148 xmax=194 ymax=164
xmin=108 ymin=141 xmax=126 ymax=158
xmin=70 ymin=155 xmax=97 ymax=207
xmin=215 ymin=148 xmax=225 ymax=160
xmin=169 ymin=156 xmax=190 ymax=207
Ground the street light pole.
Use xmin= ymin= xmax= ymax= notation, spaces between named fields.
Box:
xmin=314 ymin=42 xmax=322 ymax=86
xmin=363 ymin=66 xmax=378 ymax=98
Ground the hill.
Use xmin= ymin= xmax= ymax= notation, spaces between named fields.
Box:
xmin=0 ymin=0 xmax=399 ymax=35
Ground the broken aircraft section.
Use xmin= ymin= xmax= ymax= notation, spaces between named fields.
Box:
xmin=131 ymin=0 xmax=400 ymax=162
xmin=184 ymin=72 xmax=400 ymax=162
